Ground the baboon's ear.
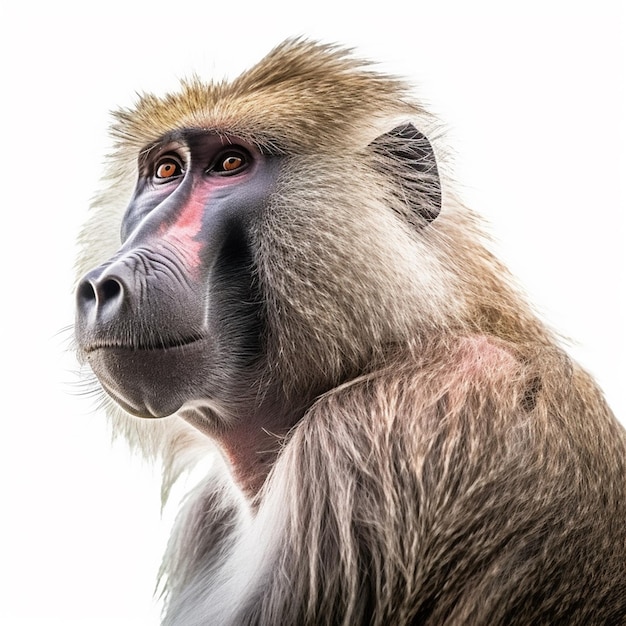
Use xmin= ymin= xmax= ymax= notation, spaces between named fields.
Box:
xmin=369 ymin=123 xmax=441 ymax=224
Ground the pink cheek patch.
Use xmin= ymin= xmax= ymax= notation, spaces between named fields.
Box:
xmin=157 ymin=192 xmax=208 ymax=275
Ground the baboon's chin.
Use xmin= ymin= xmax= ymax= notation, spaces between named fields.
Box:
xmin=86 ymin=343 xmax=208 ymax=418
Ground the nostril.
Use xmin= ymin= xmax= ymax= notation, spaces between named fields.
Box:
xmin=77 ymin=280 xmax=97 ymax=304
xmin=101 ymin=278 xmax=122 ymax=302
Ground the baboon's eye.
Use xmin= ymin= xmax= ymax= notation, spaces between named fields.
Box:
xmin=222 ymin=155 xmax=244 ymax=171
xmin=211 ymin=150 xmax=250 ymax=175
xmin=154 ymin=155 xmax=184 ymax=181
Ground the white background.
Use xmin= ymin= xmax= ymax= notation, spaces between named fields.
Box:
xmin=2 ymin=1 xmax=624 ymax=624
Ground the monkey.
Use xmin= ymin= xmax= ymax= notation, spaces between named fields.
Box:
xmin=74 ymin=40 xmax=626 ymax=625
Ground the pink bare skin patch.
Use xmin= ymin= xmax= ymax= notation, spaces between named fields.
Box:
xmin=455 ymin=336 xmax=519 ymax=381
xmin=442 ymin=336 xmax=521 ymax=409
xmin=157 ymin=186 xmax=210 ymax=275
xmin=416 ymin=335 xmax=526 ymax=428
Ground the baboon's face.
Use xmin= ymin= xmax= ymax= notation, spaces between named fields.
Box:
xmin=76 ymin=131 xmax=280 ymax=418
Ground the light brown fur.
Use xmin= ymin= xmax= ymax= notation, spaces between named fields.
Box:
xmin=76 ymin=40 xmax=626 ymax=625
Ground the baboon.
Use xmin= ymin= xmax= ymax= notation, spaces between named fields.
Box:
xmin=75 ymin=40 xmax=626 ymax=625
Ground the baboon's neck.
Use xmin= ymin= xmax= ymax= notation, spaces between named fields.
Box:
xmin=215 ymin=421 xmax=286 ymax=498
xmin=181 ymin=395 xmax=304 ymax=498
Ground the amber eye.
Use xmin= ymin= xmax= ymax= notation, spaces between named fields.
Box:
xmin=154 ymin=155 xmax=184 ymax=181
xmin=212 ymin=150 xmax=249 ymax=175
xmin=222 ymin=155 xmax=243 ymax=171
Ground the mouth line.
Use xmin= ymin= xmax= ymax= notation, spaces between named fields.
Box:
xmin=83 ymin=334 xmax=204 ymax=354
